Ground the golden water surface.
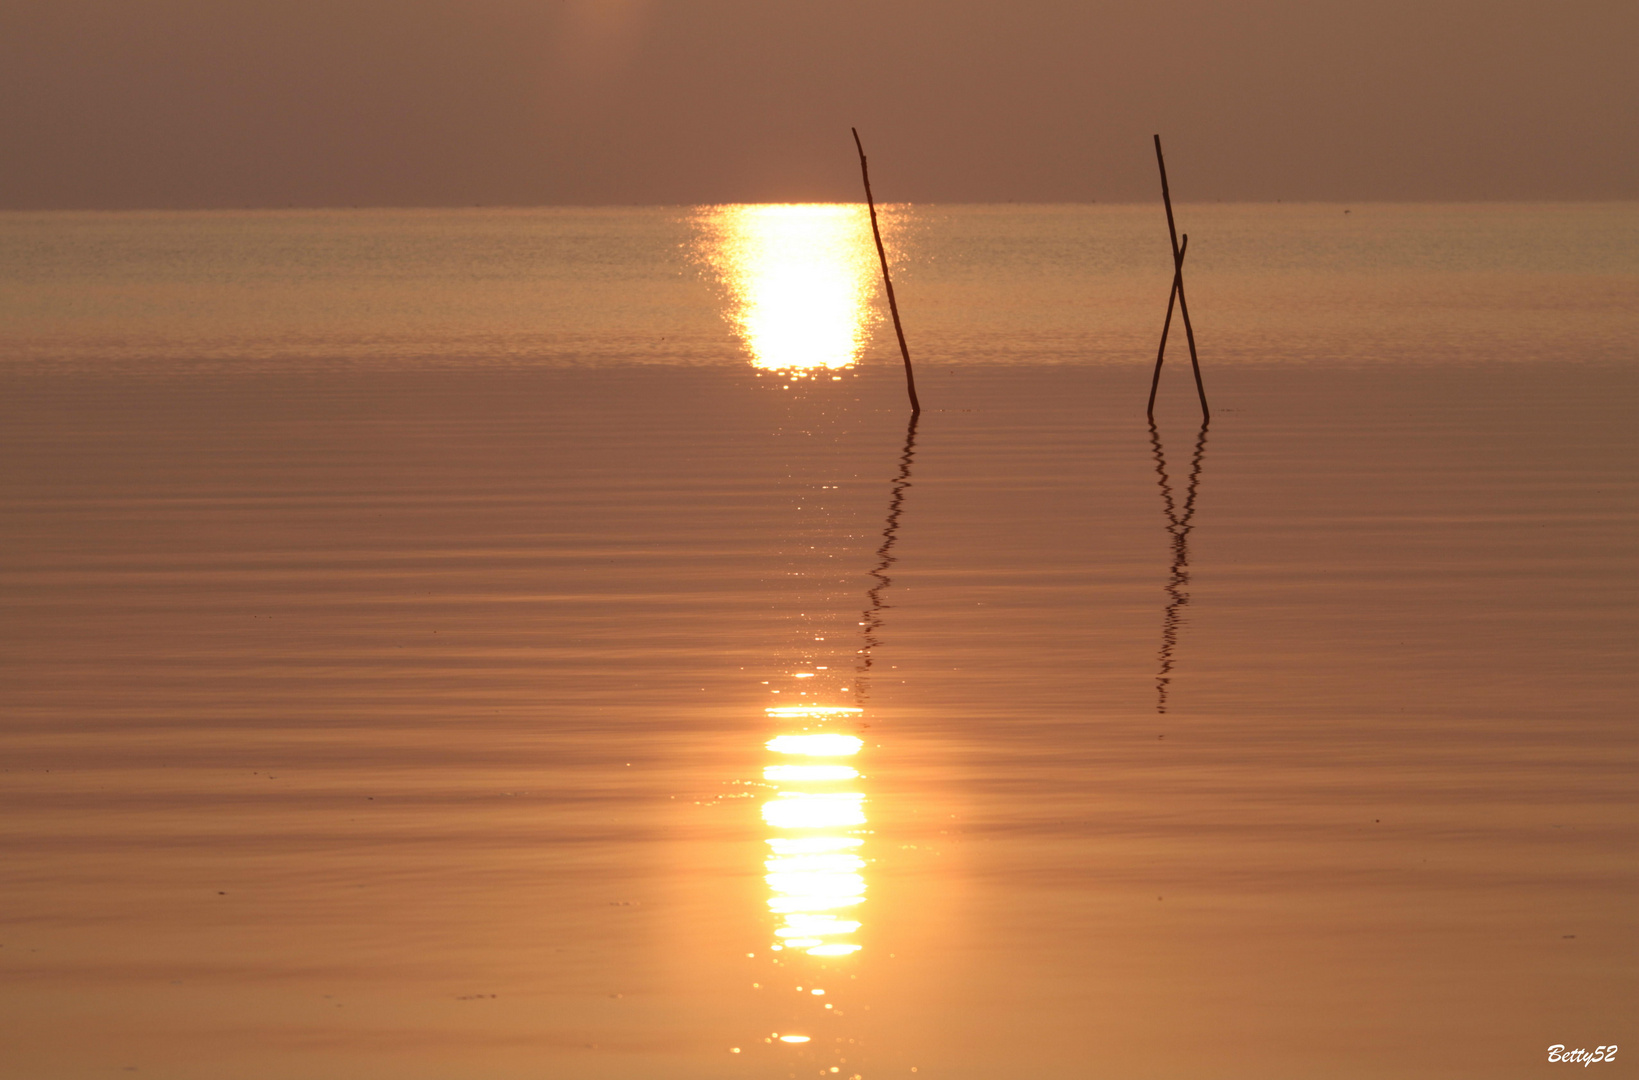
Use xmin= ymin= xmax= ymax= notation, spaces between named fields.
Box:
xmin=0 ymin=204 xmax=1634 ymax=1079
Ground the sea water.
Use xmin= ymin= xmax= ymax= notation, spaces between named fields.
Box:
xmin=0 ymin=204 xmax=1634 ymax=1078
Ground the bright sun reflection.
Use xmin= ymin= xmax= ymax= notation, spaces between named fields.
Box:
xmin=762 ymin=706 xmax=869 ymax=957
xmin=764 ymin=764 xmax=859 ymax=781
xmin=695 ymin=204 xmax=877 ymax=373
xmin=766 ymin=734 xmax=863 ymax=756
xmin=767 ymin=853 xmax=865 ymax=874
xmin=762 ymin=792 xmax=867 ymax=829
xmin=767 ymin=836 xmax=863 ymax=855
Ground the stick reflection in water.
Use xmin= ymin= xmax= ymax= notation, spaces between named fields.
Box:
xmin=1149 ymin=418 xmax=1211 ymax=713
xmin=855 ymin=412 xmax=920 ymax=703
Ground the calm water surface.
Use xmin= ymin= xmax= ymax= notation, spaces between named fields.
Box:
xmin=1 ymin=205 xmax=1634 ymax=1079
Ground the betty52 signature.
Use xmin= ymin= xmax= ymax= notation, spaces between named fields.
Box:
xmin=1549 ymin=1045 xmax=1618 ymax=1066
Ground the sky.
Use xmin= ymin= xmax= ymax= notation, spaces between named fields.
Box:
xmin=0 ymin=0 xmax=1633 ymax=209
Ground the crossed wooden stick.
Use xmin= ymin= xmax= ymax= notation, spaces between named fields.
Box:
xmin=1147 ymin=135 xmax=1210 ymax=421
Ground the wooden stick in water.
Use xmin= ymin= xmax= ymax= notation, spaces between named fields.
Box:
xmin=852 ymin=127 xmax=921 ymax=415
xmin=1147 ymin=234 xmax=1189 ymax=417
xmin=1152 ymin=134 xmax=1209 ymax=420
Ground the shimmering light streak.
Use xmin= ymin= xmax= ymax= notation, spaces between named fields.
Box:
xmin=766 ymin=853 xmax=865 ymax=874
xmin=765 ymin=872 xmax=867 ymax=897
xmin=762 ymin=792 xmax=866 ymax=829
xmin=762 ymin=705 xmax=869 ymax=960
xmin=768 ymin=895 xmax=864 ymax=914
xmin=767 ymin=836 xmax=863 ymax=855
xmin=778 ymin=915 xmax=861 ymax=936
xmin=766 ymin=734 xmax=863 ymax=756
xmin=764 ymin=764 xmax=859 ymax=781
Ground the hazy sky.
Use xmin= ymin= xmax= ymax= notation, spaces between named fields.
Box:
xmin=1 ymin=0 xmax=1633 ymax=208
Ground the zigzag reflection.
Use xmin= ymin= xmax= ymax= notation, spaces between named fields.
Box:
xmin=1149 ymin=418 xmax=1211 ymax=713
xmin=855 ymin=413 xmax=919 ymax=702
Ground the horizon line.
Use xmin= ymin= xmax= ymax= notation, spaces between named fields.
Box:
xmin=3 ymin=197 xmax=1634 ymax=215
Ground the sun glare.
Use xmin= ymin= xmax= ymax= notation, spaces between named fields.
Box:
xmin=695 ymin=204 xmax=877 ymax=373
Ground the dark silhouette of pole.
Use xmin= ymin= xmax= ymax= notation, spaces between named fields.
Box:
xmin=1147 ymin=234 xmax=1189 ymax=416
xmin=1149 ymin=134 xmax=1209 ymax=421
xmin=852 ymin=127 xmax=921 ymax=415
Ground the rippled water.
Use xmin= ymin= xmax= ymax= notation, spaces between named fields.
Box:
xmin=1 ymin=205 xmax=1634 ymax=1079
